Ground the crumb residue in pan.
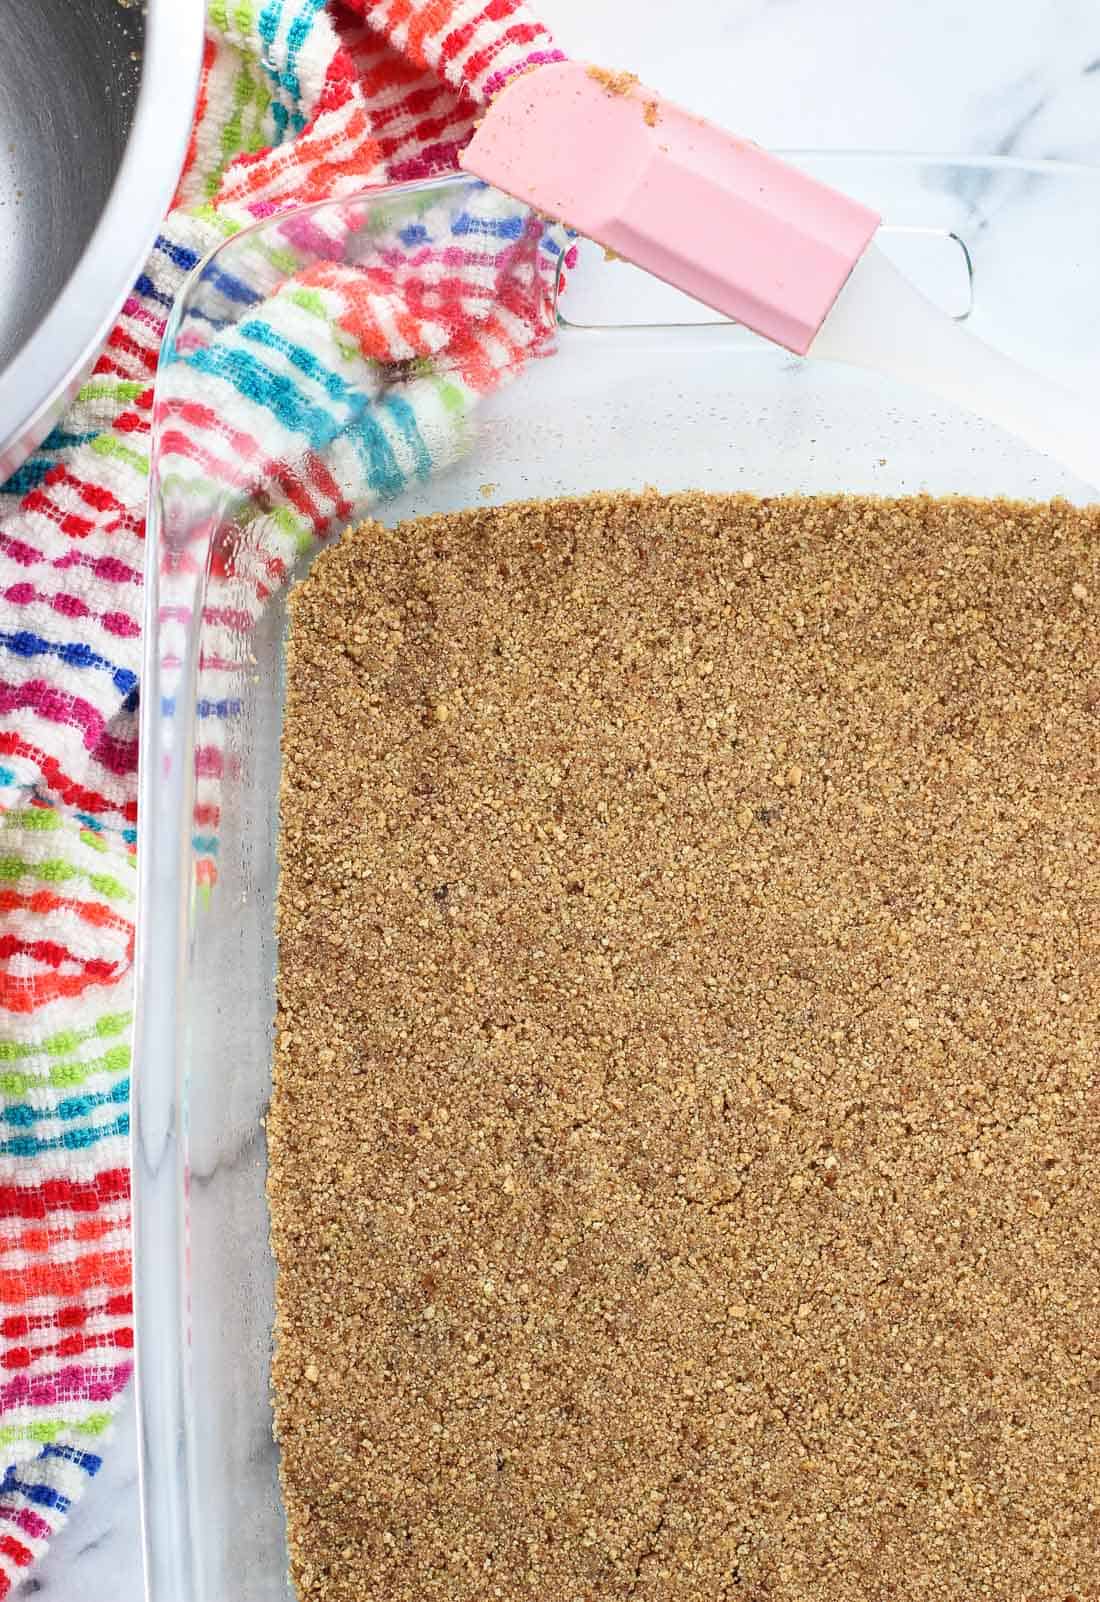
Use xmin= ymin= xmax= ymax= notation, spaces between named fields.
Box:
xmin=270 ymin=491 xmax=1099 ymax=1602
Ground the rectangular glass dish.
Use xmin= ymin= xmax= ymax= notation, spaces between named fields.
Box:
xmin=134 ymin=154 xmax=1100 ymax=1602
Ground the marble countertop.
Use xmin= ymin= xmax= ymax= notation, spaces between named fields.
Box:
xmin=29 ymin=0 xmax=1100 ymax=1597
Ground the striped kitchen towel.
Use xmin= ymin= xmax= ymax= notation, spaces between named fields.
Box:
xmin=0 ymin=1 xmax=569 ymax=1591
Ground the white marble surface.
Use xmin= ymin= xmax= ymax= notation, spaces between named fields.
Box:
xmin=29 ymin=1 xmax=1100 ymax=1597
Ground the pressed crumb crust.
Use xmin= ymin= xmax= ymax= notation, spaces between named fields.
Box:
xmin=269 ymin=492 xmax=1099 ymax=1601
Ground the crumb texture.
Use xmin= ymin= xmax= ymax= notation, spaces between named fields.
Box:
xmin=587 ymin=64 xmax=641 ymax=97
xmin=270 ymin=492 xmax=1099 ymax=1601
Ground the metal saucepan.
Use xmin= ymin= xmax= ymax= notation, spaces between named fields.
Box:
xmin=0 ymin=0 xmax=203 ymax=479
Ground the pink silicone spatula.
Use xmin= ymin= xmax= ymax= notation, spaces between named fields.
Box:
xmin=462 ymin=62 xmax=1099 ymax=489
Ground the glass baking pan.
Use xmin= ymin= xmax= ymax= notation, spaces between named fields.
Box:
xmin=134 ymin=154 xmax=1100 ymax=1602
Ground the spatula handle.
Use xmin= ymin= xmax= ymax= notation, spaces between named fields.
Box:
xmin=813 ymin=245 xmax=1100 ymax=490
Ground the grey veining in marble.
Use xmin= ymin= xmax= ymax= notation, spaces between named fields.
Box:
xmin=27 ymin=0 xmax=1100 ymax=1596
xmin=28 ymin=1394 xmax=141 ymax=1599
